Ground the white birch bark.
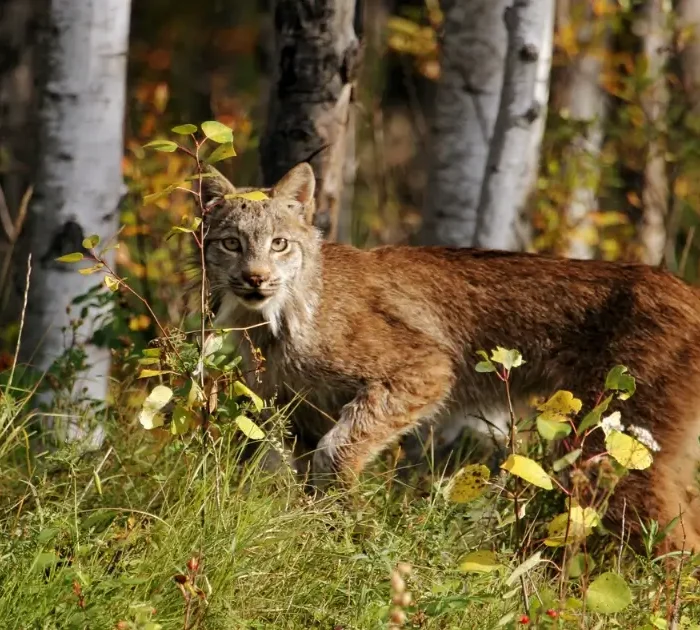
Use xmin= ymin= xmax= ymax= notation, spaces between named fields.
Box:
xmin=419 ymin=0 xmax=509 ymax=247
xmin=556 ymin=0 xmax=610 ymax=260
xmin=21 ymin=0 xmax=131 ymax=442
xmin=637 ymin=0 xmax=670 ymax=265
xmin=473 ymin=0 xmax=555 ymax=250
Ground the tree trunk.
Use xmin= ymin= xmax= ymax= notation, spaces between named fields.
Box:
xmin=19 ymin=0 xmax=131 ymax=441
xmin=555 ymin=0 xmax=610 ymax=260
xmin=637 ymin=0 xmax=670 ymax=265
xmin=419 ymin=0 xmax=509 ymax=247
xmin=260 ymin=0 xmax=362 ymax=242
xmin=473 ymin=0 xmax=555 ymax=250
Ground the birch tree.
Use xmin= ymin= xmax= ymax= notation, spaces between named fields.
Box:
xmin=473 ymin=0 xmax=555 ymax=250
xmin=555 ymin=0 xmax=610 ymax=260
xmin=637 ymin=0 xmax=671 ymax=265
xmin=419 ymin=0 xmax=509 ymax=247
xmin=260 ymin=0 xmax=362 ymax=242
xmin=19 ymin=0 xmax=131 ymax=440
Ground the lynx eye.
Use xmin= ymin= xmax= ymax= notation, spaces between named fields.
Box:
xmin=220 ymin=237 xmax=241 ymax=252
xmin=271 ymin=237 xmax=288 ymax=253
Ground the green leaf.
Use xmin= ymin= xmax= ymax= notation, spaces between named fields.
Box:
xmin=32 ymin=551 xmax=60 ymax=573
xmin=586 ymin=572 xmax=632 ymax=613
xmin=537 ymin=417 xmax=572 ymax=441
xmin=143 ymin=139 xmax=179 ymax=152
xmin=165 ymin=217 xmax=202 ymax=239
xmin=171 ymin=123 xmax=197 ymax=135
xmin=459 ymin=550 xmax=501 ymax=574
xmin=233 ymin=381 xmax=264 ymax=412
xmin=605 ymin=365 xmax=636 ymax=400
xmin=505 ymin=551 xmax=543 ymax=586
xmin=171 ymin=405 xmax=193 ymax=435
xmin=500 ymin=454 xmax=553 ymax=490
xmin=93 ymin=469 xmax=103 ymax=495
xmin=144 ymin=184 xmax=178 ymax=204
xmin=537 ymin=390 xmax=582 ymax=422
xmin=82 ymin=234 xmax=100 ymax=249
xmin=490 ymin=347 xmax=525 ymax=371
xmin=56 ymin=252 xmax=84 ymax=263
xmin=206 ymin=142 xmax=237 ymax=164
xmin=568 ymin=553 xmax=595 ymax=579
xmin=201 ymin=120 xmax=234 ymax=144
xmin=443 ymin=464 xmax=490 ymax=503
xmin=605 ymin=430 xmax=653 ymax=470
xmin=78 ymin=263 xmax=105 ymax=275
xmin=139 ymin=385 xmax=173 ymax=430
xmin=138 ymin=357 xmax=160 ymax=366
xmin=37 ymin=528 xmax=60 ymax=544
xmin=578 ymin=394 xmax=612 ymax=433
xmin=553 ymin=448 xmax=582 ymax=472
xmin=234 ymin=415 xmax=265 ymax=440
xmin=104 ymin=275 xmax=119 ymax=292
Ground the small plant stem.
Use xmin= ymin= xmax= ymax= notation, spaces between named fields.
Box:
xmin=7 ymin=254 xmax=31 ymax=393
xmin=503 ymin=370 xmax=528 ymax=612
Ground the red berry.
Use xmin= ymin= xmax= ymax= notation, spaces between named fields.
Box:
xmin=546 ymin=609 xmax=558 ymax=618
xmin=519 ymin=615 xmax=530 ymax=624
xmin=187 ymin=556 xmax=200 ymax=572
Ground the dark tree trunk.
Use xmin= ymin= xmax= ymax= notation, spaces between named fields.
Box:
xmin=0 ymin=0 xmax=46 ymax=326
xmin=260 ymin=0 xmax=362 ymax=241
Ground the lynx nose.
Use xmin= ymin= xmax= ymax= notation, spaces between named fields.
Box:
xmin=242 ymin=271 xmax=269 ymax=288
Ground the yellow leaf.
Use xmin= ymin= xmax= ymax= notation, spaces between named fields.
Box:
xmin=544 ymin=507 xmax=601 ymax=547
xmin=490 ymin=347 xmax=525 ymax=371
xmin=139 ymin=385 xmax=172 ymax=429
xmin=537 ymin=390 xmax=582 ymax=423
xmin=501 ymin=454 xmax=553 ymax=490
xmin=674 ymin=176 xmax=690 ymax=199
xmin=138 ymin=369 xmax=172 ymax=379
xmin=225 ymin=190 xmax=269 ymax=202
xmin=443 ymin=464 xmax=490 ymax=503
xmin=605 ymin=430 xmax=653 ymax=470
xmin=233 ymin=380 xmax=264 ymax=412
xmin=459 ymin=550 xmax=501 ymax=573
xmin=234 ymin=415 xmax=265 ymax=440
xmin=104 ymin=275 xmax=119 ymax=292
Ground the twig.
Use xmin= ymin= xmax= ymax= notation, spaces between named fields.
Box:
xmin=617 ymin=498 xmax=627 ymax=573
xmin=77 ymin=446 xmax=114 ymax=505
xmin=7 ymin=254 xmax=32 ymax=393
xmin=669 ymin=509 xmax=687 ymax=630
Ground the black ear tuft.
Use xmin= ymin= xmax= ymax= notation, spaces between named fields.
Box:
xmin=200 ymin=166 xmax=236 ymax=209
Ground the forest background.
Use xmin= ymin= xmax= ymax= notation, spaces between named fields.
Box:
xmin=1 ymin=1 xmax=700 ymax=629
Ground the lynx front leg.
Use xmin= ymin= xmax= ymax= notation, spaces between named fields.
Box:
xmin=311 ymin=370 xmax=452 ymax=490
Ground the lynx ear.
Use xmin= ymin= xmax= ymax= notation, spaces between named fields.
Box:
xmin=201 ymin=166 xmax=236 ymax=208
xmin=271 ymin=163 xmax=316 ymax=207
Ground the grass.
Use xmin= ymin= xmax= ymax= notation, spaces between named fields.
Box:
xmin=1 ymin=384 xmax=700 ymax=630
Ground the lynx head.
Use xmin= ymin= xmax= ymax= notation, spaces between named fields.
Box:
xmin=202 ymin=163 xmax=321 ymax=332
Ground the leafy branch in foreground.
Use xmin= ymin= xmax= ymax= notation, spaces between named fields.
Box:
xmin=446 ymin=346 xmax=659 ymax=625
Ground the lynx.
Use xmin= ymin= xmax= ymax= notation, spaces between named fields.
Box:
xmin=202 ymin=162 xmax=700 ymax=551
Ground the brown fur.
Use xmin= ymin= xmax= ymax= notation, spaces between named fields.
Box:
xmin=202 ymin=163 xmax=700 ymax=552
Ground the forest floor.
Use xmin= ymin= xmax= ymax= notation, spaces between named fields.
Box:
xmin=1 ymin=393 xmax=700 ymax=630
